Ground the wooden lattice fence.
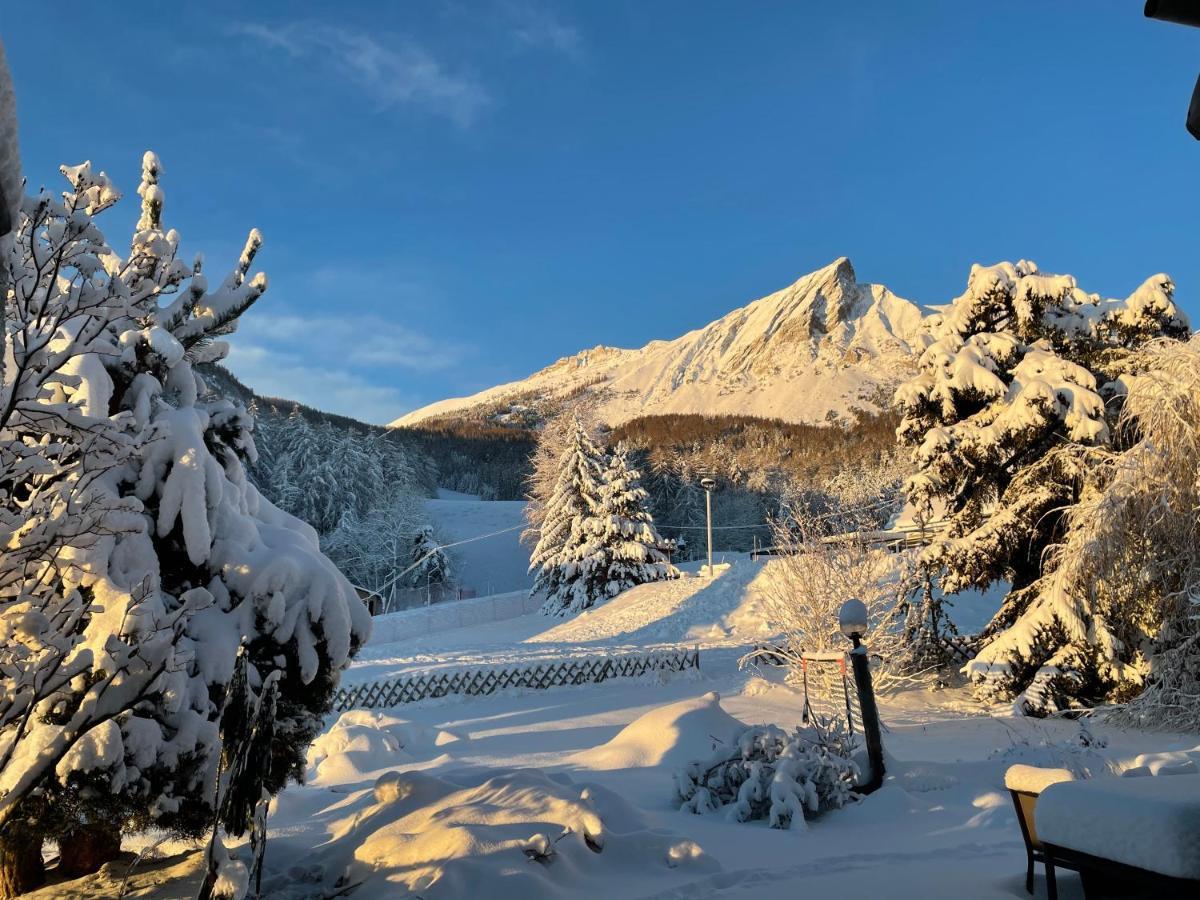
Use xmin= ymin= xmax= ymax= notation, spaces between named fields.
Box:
xmin=936 ymin=633 xmax=979 ymax=664
xmin=332 ymin=647 xmax=701 ymax=711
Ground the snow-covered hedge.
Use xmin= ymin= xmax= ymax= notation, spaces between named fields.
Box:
xmin=674 ymin=722 xmax=859 ymax=829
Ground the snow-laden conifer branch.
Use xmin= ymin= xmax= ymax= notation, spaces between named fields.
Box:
xmin=0 ymin=151 xmax=370 ymax=889
xmin=895 ymin=260 xmax=1190 ymax=711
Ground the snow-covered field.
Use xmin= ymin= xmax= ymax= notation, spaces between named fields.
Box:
xmin=49 ymin=556 xmax=1199 ymax=898
xmin=427 ymin=489 xmax=532 ymax=596
xmin=255 ymin=557 xmax=1199 ymax=899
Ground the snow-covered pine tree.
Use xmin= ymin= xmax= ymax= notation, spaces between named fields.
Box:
xmin=98 ymin=151 xmax=372 ymax=837
xmin=971 ymin=337 xmax=1200 ymax=720
xmin=0 ymin=153 xmax=371 ymax=891
xmin=587 ymin=443 xmax=677 ymax=596
xmin=521 ymin=403 xmax=602 ymax=552
xmin=0 ymin=159 xmax=193 ymax=895
xmin=409 ymin=526 xmax=451 ymax=591
xmin=260 ymin=407 xmax=337 ymax=533
xmin=0 ymin=43 xmax=162 ymax=897
xmin=895 ymin=260 xmax=1188 ymax=708
xmin=528 ymin=418 xmax=607 ymax=614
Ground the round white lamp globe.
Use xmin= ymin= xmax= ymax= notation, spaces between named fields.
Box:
xmin=838 ymin=598 xmax=869 ymax=640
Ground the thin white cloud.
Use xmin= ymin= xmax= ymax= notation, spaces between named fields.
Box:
xmin=502 ymin=1 xmax=582 ymax=58
xmin=232 ymin=21 xmax=489 ymax=126
xmin=234 ymin=313 xmax=467 ymax=372
xmin=225 ymin=343 xmax=412 ymax=425
xmin=224 ymin=312 xmax=471 ymax=423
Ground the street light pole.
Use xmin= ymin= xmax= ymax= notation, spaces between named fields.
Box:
xmin=700 ymin=477 xmax=716 ymax=577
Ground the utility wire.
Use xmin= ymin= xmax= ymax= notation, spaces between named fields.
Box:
xmin=371 ymin=523 xmax=526 ymax=598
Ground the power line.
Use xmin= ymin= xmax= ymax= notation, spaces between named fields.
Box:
xmin=371 ymin=523 xmax=526 ymax=597
xmin=659 ymin=522 xmax=771 ymax=531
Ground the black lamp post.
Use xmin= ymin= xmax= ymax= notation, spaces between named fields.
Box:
xmin=839 ymin=598 xmax=885 ymax=794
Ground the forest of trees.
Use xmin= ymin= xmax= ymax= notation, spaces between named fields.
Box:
xmin=613 ymin=412 xmax=907 ymax=556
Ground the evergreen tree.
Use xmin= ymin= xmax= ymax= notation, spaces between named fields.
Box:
xmin=895 ymin=260 xmax=1188 ymax=707
xmin=410 ymin=526 xmax=451 ymax=589
xmin=530 ymin=427 xmax=678 ymax=615
xmin=0 ymin=153 xmax=371 ymax=891
xmin=589 ymin=443 xmax=678 ymax=595
xmin=528 ymin=419 xmax=606 ymax=613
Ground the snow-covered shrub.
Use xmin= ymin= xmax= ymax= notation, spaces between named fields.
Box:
xmin=895 ymin=261 xmax=1188 ymax=710
xmin=989 ymin=721 xmax=1112 ymax=781
xmin=750 ymin=502 xmax=916 ymax=688
xmin=674 ymin=721 xmax=859 ymax=829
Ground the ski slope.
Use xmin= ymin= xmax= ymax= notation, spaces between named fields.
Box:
xmin=425 ymin=489 xmax=532 ymax=596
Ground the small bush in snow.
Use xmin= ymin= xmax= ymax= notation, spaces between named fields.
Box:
xmin=989 ymin=721 xmax=1112 ymax=781
xmin=750 ymin=504 xmax=918 ymax=690
xmin=674 ymin=721 xmax=859 ymax=829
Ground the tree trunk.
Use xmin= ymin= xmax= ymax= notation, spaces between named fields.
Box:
xmin=0 ymin=824 xmax=45 ymax=900
xmin=57 ymin=821 xmax=122 ymax=877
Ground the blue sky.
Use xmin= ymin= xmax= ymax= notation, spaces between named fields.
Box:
xmin=5 ymin=2 xmax=1199 ymax=423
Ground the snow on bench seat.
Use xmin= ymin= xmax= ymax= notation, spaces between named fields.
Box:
xmin=1004 ymin=764 xmax=1074 ymax=795
xmin=1037 ymin=774 xmax=1200 ymax=880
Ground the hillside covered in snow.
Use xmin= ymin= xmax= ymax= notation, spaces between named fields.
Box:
xmin=391 ymin=257 xmax=929 ymax=428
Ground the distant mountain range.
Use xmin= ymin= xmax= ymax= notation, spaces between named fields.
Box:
xmin=391 ymin=257 xmax=930 ymax=429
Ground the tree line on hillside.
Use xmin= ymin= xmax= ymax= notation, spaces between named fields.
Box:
xmin=613 ymin=411 xmax=908 ymax=555
xmin=247 ymin=407 xmax=458 ymax=607
xmin=399 ymin=420 xmax=535 ymax=500
xmin=211 ymin=363 xmax=534 ymax=504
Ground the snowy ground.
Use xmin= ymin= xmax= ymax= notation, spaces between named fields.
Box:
xmin=426 ymin=489 xmax=531 ymax=596
xmin=260 ymin=556 xmax=1198 ymax=899
xmin=49 ymin=555 xmax=1200 ymax=898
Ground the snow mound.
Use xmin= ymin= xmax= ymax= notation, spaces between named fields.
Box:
xmin=1120 ymin=746 xmax=1200 ymax=778
xmin=572 ymin=691 xmax=744 ymax=771
xmin=267 ymin=768 xmax=718 ymax=899
xmin=307 ymin=710 xmax=460 ymax=782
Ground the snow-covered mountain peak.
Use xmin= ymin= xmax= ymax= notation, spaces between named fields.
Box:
xmin=391 ymin=258 xmax=929 ymax=428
